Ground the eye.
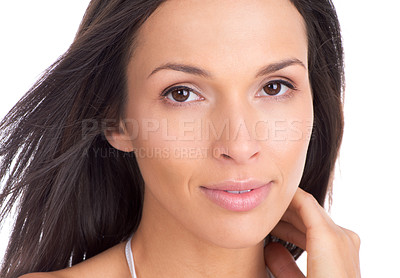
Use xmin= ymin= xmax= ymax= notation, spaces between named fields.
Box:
xmin=161 ymin=86 xmax=203 ymax=103
xmin=259 ymin=80 xmax=295 ymax=97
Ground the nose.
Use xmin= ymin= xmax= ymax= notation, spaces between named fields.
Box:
xmin=210 ymin=105 xmax=261 ymax=165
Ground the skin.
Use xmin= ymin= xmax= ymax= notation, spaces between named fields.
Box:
xmin=21 ymin=0 xmax=360 ymax=277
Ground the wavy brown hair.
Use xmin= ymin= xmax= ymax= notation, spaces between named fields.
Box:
xmin=0 ymin=0 xmax=344 ymax=276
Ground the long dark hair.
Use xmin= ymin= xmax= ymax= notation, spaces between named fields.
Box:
xmin=0 ymin=0 xmax=344 ymax=276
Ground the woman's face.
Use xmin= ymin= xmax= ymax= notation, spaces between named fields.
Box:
xmin=111 ymin=0 xmax=313 ymax=248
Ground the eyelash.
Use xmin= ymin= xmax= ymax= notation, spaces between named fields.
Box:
xmin=257 ymin=79 xmax=298 ymax=101
xmin=160 ymin=79 xmax=298 ymax=107
xmin=160 ymin=85 xmax=204 ymax=107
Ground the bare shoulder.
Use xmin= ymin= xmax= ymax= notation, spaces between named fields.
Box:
xmin=19 ymin=271 xmax=74 ymax=278
xmin=19 ymin=241 xmax=130 ymax=278
xmin=19 ymin=273 xmax=58 ymax=278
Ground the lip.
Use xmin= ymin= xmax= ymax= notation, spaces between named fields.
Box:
xmin=200 ymin=179 xmax=272 ymax=212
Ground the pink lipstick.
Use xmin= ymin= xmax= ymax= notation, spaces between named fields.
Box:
xmin=200 ymin=179 xmax=272 ymax=212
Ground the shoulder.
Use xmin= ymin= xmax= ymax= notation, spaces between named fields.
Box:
xmin=19 ymin=241 xmax=130 ymax=278
xmin=19 ymin=274 xmax=59 ymax=278
xmin=19 ymin=270 xmax=75 ymax=278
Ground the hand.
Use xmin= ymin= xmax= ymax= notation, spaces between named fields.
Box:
xmin=264 ymin=187 xmax=361 ymax=277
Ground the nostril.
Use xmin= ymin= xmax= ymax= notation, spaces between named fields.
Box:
xmin=221 ymin=154 xmax=231 ymax=159
xmin=250 ymin=152 xmax=259 ymax=159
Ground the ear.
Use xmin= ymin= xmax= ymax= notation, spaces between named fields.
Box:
xmin=104 ymin=122 xmax=135 ymax=153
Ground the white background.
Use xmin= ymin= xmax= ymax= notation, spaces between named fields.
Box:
xmin=1 ymin=1 xmax=399 ymax=276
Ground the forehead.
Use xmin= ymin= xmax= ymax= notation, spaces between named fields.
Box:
xmin=130 ymin=0 xmax=307 ymax=79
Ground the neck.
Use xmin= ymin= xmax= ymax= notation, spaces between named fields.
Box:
xmin=131 ymin=192 xmax=269 ymax=278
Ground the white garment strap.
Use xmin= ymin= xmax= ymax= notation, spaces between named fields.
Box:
xmin=125 ymin=235 xmax=137 ymax=278
xmin=266 ymin=267 xmax=275 ymax=278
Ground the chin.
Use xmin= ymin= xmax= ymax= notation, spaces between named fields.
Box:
xmin=208 ymin=232 xmax=267 ymax=250
xmin=197 ymin=217 xmax=274 ymax=250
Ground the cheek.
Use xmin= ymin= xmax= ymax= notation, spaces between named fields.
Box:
xmin=274 ymin=135 xmax=310 ymax=201
xmin=267 ymin=106 xmax=313 ymax=196
xmin=130 ymin=118 xmax=206 ymax=208
xmin=273 ymin=120 xmax=311 ymax=177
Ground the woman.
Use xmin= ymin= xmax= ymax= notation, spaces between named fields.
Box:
xmin=0 ymin=0 xmax=360 ymax=277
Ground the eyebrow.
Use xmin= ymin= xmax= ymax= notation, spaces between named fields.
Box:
xmin=147 ymin=58 xmax=306 ymax=79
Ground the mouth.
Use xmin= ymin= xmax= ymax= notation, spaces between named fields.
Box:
xmin=199 ymin=179 xmax=273 ymax=212
xmin=224 ymin=189 xmax=253 ymax=194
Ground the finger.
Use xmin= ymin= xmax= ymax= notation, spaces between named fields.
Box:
xmin=288 ymin=187 xmax=335 ymax=231
xmin=270 ymin=221 xmax=307 ymax=250
xmin=264 ymin=242 xmax=305 ymax=278
xmin=280 ymin=209 xmax=307 ymax=234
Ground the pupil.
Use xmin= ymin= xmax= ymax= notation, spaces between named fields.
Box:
xmin=172 ymin=89 xmax=190 ymax=102
xmin=265 ymin=83 xmax=281 ymax=96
